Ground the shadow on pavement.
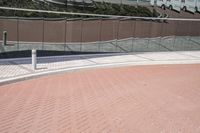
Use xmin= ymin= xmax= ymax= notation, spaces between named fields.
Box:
xmin=0 ymin=50 xmax=126 ymax=65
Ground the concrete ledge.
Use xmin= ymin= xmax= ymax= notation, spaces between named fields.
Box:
xmin=0 ymin=54 xmax=200 ymax=85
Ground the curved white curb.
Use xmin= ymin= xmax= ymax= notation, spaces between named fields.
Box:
xmin=0 ymin=57 xmax=200 ymax=85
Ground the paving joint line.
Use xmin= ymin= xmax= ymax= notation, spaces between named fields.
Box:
xmin=80 ymin=56 xmax=99 ymax=64
xmin=9 ymin=61 xmax=33 ymax=73
xmin=176 ymin=52 xmax=200 ymax=59
xmin=189 ymin=39 xmax=200 ymax=46
xmin=150 ymin=40 xmax=173 ymax=51
xmin=1 ymin=59 xmax=200 ymax=86
xmin=110 ymin=42 xmax=129 ymax=52
xmin=133 ymin=54 xmax=155 ymax=61
xmin=0 ymin=51 xmax=200 ymax=85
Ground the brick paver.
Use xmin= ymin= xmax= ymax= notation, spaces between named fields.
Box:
xmin=0 ymin=64 xmax=200 ymax=133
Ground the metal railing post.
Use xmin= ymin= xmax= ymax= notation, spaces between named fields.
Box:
xmin=64 ymin=17 xmax=67 ymax=51
xmin=98 ymin=18 xmax=102 ymax=52
xmin=80 ymin=18 xmax=83 ymax=52
xmin=3 ymin=31 xmax=7 ymax=46
xmin=17 ymin=17 xmax=19 ymax=50
xmin=32 ymin=49 xmax=37 ymax=70
xmin=42 ymin=17 xmax=45 ymax=50
xmin=131 ymin=19 xmax=136 ymax=52
xmin=116 ymin=19 xmax=120 ymax=52
xmin=159 ymin=21 xmax=164 ymax=51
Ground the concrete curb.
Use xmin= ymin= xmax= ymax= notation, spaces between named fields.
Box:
xmin=1 ymin=59 xmax=200 ymax=86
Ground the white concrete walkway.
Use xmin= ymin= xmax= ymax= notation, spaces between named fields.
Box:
xmin=0 ymin=51 xmax=200 ymax=84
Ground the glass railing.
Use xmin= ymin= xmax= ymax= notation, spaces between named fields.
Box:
xmin=0 ymin=16 xmax=200 ymax=53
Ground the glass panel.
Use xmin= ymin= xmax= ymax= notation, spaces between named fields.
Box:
xmin=100 ymin=19 xmax=118 ymax=52
xmin=173 ymin=20 xmax=191 ymax=51
xmin=133 ymin=19 xmax=150 ymax=52
xmin=148 ymin=37 xmax=162 ymax=52
xmin=117 ymin=38 xmax=133 ymax=52
xmin=82 ymin=19 xmax=101 ymax=42
xmin=161 ymin=19 xmax=177 ymax=51
xmin=81 ymin=19 xmax=101 ymax=52
xmin=117 ymin=19 xmax=134 ymax=52
xmin=1 ymin=17 xmax=200 ymax=54
xmin=43 ymin=19 xmax=66 ymax=51
xmin=101 ymin=19 xmax=117 ymax=41
xmin=0 ymin=18 xmax=18 ymax=52
xmin=100 ymin=40 xmax=118 ymax=52
xmin=82 ymin=42 xmax=100 ymax=53
xmin=18 ymin=19 xmax=43 ymax=51
xmin=0 ymin=18 xmax=3 ymax=50
xmin=133 ymin=38 xmax=149 ymax=52
xmin=65 ymin=19 xmax=82 ymax=52
xmin=148 ymin=19 xmax=165 ymax=52
xmin=189 ymin=36 xmax=200 ymax=50
xmin=187 ymin=21 xmax=200 ymax=50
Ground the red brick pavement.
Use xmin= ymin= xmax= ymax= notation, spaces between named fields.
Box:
xmin=0 ymin=64 xmax=200 ymax=133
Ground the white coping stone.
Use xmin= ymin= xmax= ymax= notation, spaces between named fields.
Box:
xmin=0 ymin=51 xmax=200 ymax=84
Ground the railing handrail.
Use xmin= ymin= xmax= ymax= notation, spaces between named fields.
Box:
xmin=0 ymin=6 xmax=200 ymax=21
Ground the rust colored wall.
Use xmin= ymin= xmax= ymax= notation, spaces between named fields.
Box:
xmin=0 ymin=18 xmax=200 ymax=43
xmin=66 ymin=20 xmax=82 ymax=42
xmin=44 ymin=20 xmax=65 ymax=43
xmin=0 ymin=19 xmax=18 ymax=41
xmin=19 ymin=20 xmax=43 ymax=42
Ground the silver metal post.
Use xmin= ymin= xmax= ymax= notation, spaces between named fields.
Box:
xmin=3 ymin=31 xmax=7 ymax=46
xmin=32 ymin=49 xmax=37 ymax=70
